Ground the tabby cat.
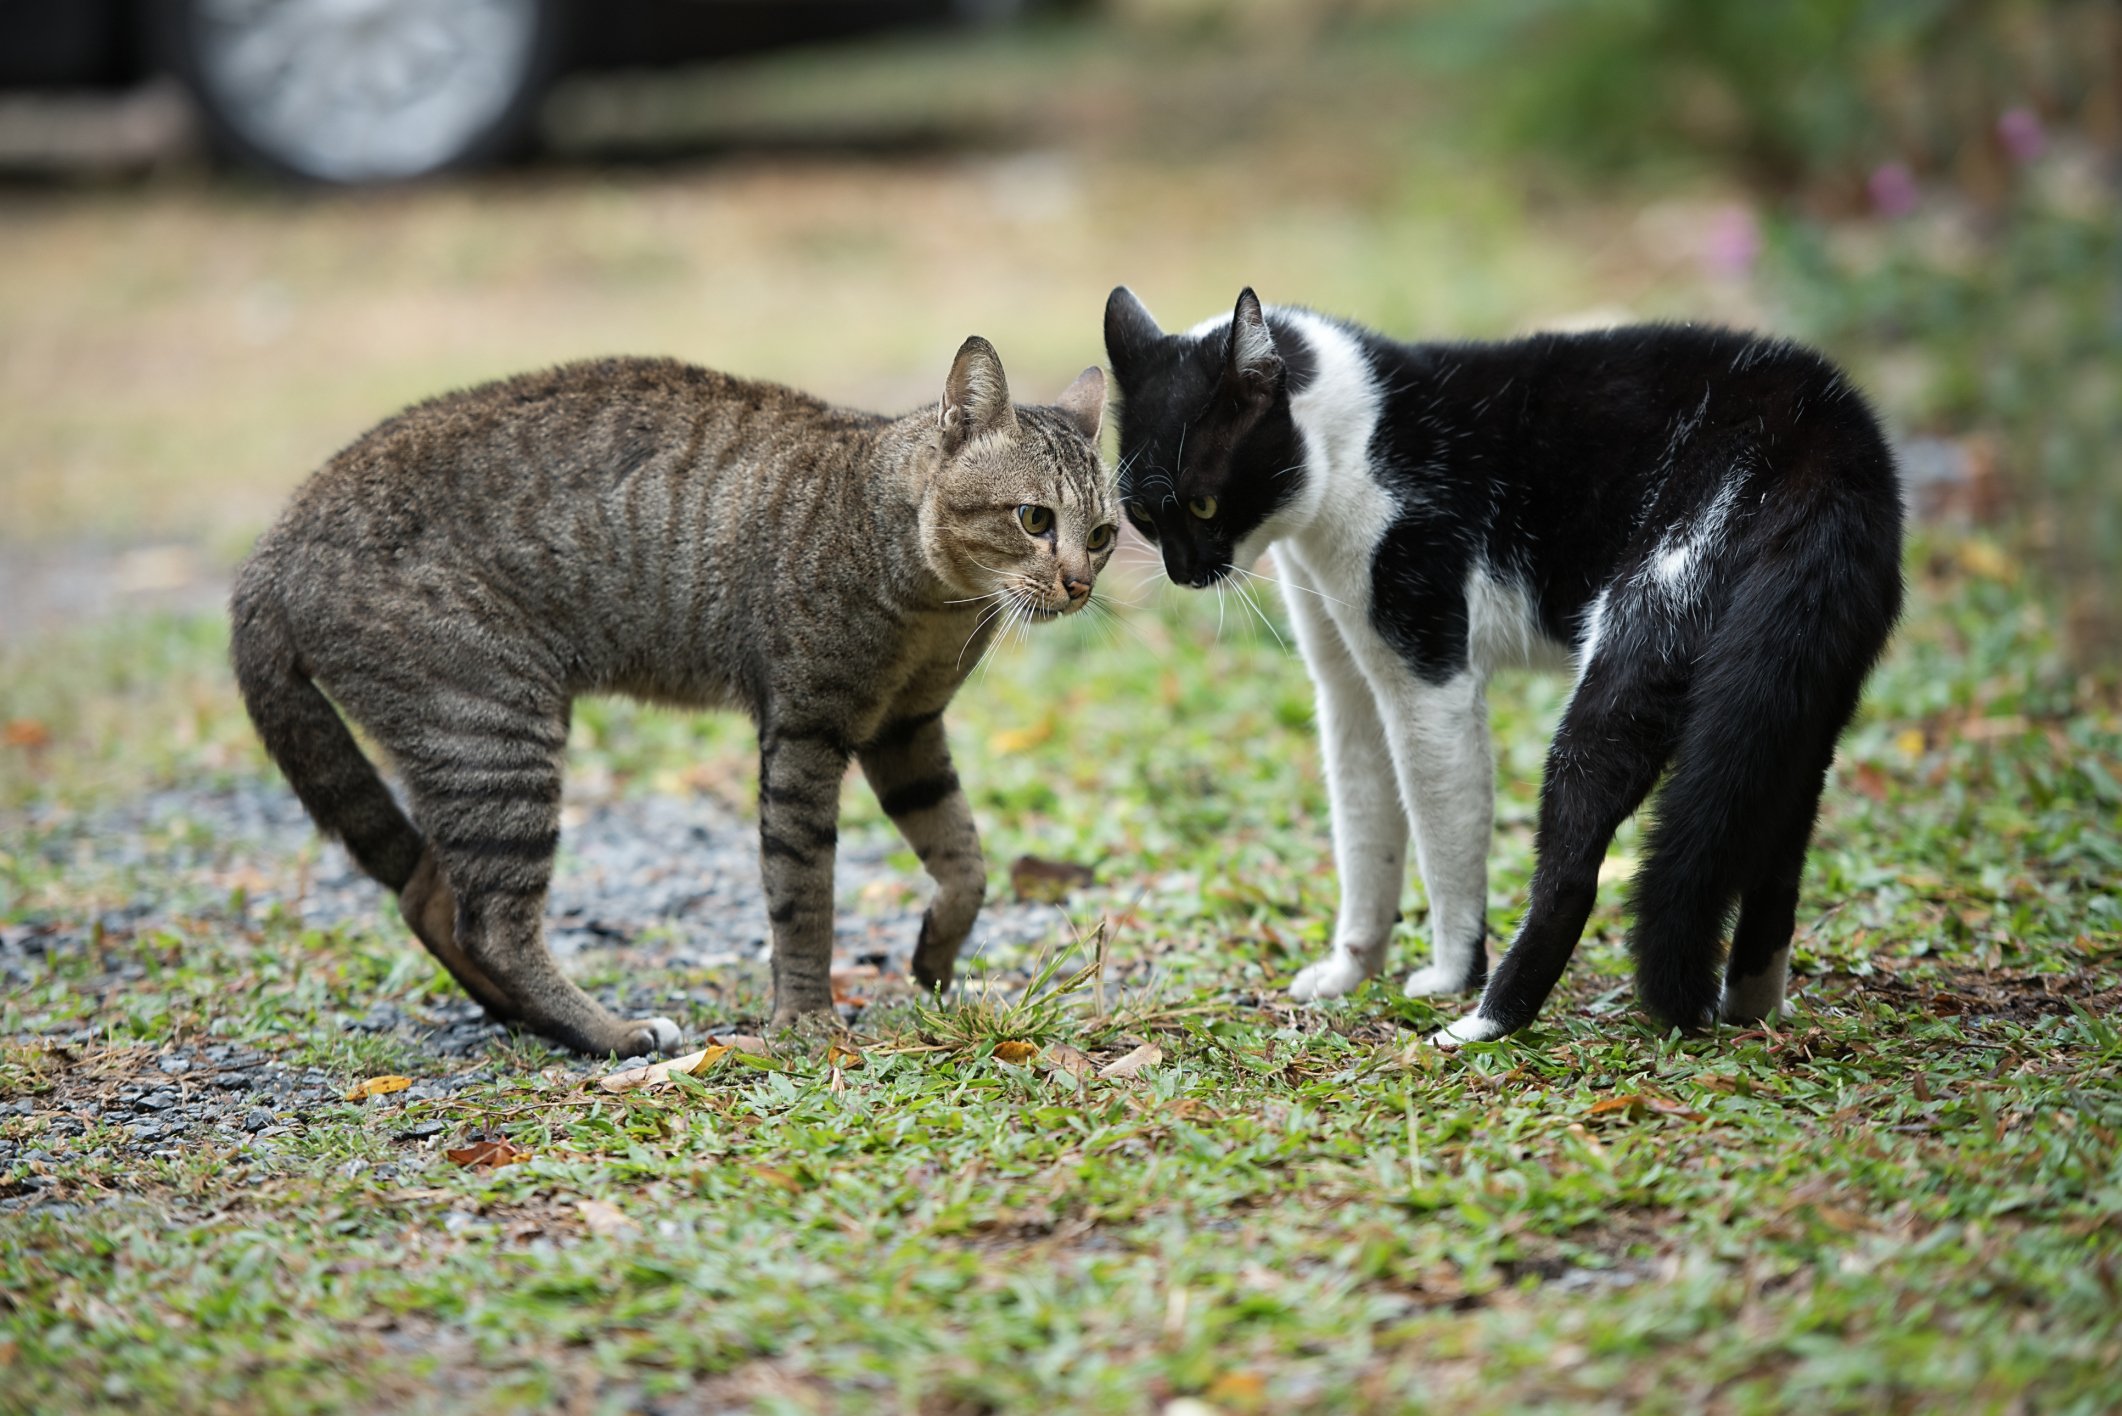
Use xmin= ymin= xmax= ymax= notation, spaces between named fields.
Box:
xmin=1105 ymin=287 xmax=1902 ymax=1045
xmin=232 ymin=339 xmax=1114 ymax=1056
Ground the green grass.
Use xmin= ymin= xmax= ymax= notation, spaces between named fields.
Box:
xmin=4 ymin=538 xmax=2119 ymax=1415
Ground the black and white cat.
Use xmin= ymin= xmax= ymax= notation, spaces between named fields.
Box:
xmin=1104 ymin=287 xmax=1903 ymax=1045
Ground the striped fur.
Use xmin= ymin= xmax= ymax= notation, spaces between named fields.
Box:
xmin=232 ymin=341 xmax=1114 ymax=1055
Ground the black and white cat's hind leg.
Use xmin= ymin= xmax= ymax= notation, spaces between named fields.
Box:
xmin=1432 ymin=626 xmax=1687 ymax=1047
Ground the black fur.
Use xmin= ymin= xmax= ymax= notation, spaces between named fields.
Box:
xmin=1106 ymin=286 xmax=1904 ymax=1036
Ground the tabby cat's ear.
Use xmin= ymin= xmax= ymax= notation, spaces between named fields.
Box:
xmin=1104 ymin=286 xmax=1163 ymax=380
xmin=1226 ymin=287 xmax=1282 ymax=393
xmin=1053 ymin=366 xmax=1106 ymax=442
xmin=941 ymin=336 xmax=1018 ymax=452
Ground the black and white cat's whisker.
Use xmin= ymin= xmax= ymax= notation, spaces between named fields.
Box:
xmin=1228 ymin=574 xmax=1290 ymax=654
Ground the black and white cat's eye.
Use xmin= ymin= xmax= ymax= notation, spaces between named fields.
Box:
xmin=1017 ymin=504 xmax=1055 ymax=536
xmin=1187 ymin=496 xmax=1219 ymax=520
xmin=1125 ymin=502 xmax=1155 ymax=530
xmin=1086 ymin=524 xmax=1116 ymax=553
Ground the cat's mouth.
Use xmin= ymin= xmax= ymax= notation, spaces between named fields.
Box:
xmin=1010 ymin=586 xmax=1088 ymax=619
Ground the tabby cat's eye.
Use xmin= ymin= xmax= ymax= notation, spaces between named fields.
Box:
xmin=1188 ymin=495 xmax=1219 ymax=521
xmin=1017 ymin=504 xmax=1054 ymax=536
xmin=1086 ymin=524 xmax=1116 ymax=553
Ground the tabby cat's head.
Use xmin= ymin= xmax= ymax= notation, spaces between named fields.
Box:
xmin=1102 ymin=286 xmax=1306 ymax=588
xmin=919 ymin=336 xmax=1117 ymax=620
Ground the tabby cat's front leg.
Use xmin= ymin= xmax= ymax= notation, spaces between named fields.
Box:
xmin=860 ymin=708 xmax=986 ymax=994
xmin=758 ymin=726 xmax=851 ymax=1025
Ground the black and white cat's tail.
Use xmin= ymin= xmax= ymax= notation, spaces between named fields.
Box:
xmin=230 ymin=571 xmax=426 ymax=894
xmin=1628 ymin=478 xmax=1904 ymax=1028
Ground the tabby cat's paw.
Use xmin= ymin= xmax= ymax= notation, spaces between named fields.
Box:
xmin=1430 ymin=1013 xmax=1508 ymax=1049
xmin=1289 ymin=952 xmax=1373 ymax=1002
xmin=621 ymin=1017 xmax=683 ymax=1056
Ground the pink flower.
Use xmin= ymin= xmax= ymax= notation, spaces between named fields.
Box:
xmin=1998 ymin=107 xmax=2045 ymax=164
xmin=1703 ymin=203 xmax=1762 ymax=279
xmin=1868 ymin=162 xmax=1919 ymax=218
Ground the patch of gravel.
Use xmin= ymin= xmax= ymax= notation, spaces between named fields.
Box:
xmin=1 ymin=776 xmax=1073 ymax=1208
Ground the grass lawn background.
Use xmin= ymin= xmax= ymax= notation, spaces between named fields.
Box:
xmin=3 ymin=9 xmax=2119 ymax=1413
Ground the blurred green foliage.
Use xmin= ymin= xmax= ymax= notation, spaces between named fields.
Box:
xmin=1375 ymin=0 xmax=2122 ymax=665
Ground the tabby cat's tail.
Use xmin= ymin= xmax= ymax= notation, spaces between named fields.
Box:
xmin=230 ymin=573 xmax=425 ymax=893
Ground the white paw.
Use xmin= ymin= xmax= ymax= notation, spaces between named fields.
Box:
xmin=631 ymin=1017 xmax=683 ymax=1054
xmin=1430 ymin=1013 xmax=1507 ymax=1048
xmin=1289 ymin=952 xmax=1374 ymax=1002
xmin=1720 ymin=948 xmax=1790 ymax=1024
xmin=1402 ymin=963 xmax=1475 ymax=998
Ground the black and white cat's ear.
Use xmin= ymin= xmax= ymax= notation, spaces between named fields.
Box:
xmin=1053 ymin=366 xmax=1106 ymax=442
xmin=1226 ymin=287 xmax=1281 ymax=391
xmin=1103 ymin=286 xmax=1164 ymax=380
xmin=941 ymin=335 xmax=1019 ymax=452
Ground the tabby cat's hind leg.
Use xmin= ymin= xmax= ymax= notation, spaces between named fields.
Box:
xmin=398 ymin=845 xmax=521 ymax=1022
xmin=404 ymin=731 xmax=679 ymax=1058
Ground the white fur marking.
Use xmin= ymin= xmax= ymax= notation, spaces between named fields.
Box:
xmin=1290 ymin=950 xmax=1376 ymax=1001
xmin=1432 ymin=1014 xmax=1506 ymax=1047
xmin=1465 ymin=563 xmax=1568 ymax=673
xmin=1720 ymin=946 xmax=1791 ymax=1023
xmin=1402 ymin=964 xmax=1475 ymax=998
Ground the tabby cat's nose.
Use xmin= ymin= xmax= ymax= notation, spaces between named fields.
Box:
xmin=1065 ymin=578 xmax=1091 ymax=601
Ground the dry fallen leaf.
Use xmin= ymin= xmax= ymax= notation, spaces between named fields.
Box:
xmin=599 ymin=1044 xmax=729 ymax=1093
xmin=2 ymin=719 xmax=51 ymax=750
xmin=576 ymin=1199 xmax=636 ymax=1237
xmin=445 ymin=1138 xmax=530 ymax=1169
xmin=830 ymin=965 xmax=879 ymax=1006
xmin=1586 ymin=1094 xmax=1645 ymax=1117
xmin=826 ymin=1042 xmax=864 ymax=1070
xmin=1009 ymin=855 xmax=1097 ymax=904
xmin=1099 ymin=1042 xmax=1164 ymax=1080
xmin=992 ymin=1040 xmax=1040 ymax=1065
xmin=987 ymin=717 xmax=1054 ymax=755
xmin=1645 ymin=1097 xmax=1707 ymax=1123
xmin=750 ymin=1164 xmax=803 ymax=1193
xmin=1043 ymin=1043 xmax=1096 ymax=1081
xmin=345 ymin=1075 xmax=412 ymax=1102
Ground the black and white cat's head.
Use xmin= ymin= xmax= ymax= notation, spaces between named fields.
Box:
xmin=1103 ymin=286 xmax=1310 ymax=587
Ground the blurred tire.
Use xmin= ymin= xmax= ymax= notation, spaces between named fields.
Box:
xmin=154 ymin=0 xmax=564 ymax=183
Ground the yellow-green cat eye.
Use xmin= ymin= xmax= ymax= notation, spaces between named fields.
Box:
xmin=1086 ymin=524 xmax=1116 ymax=553
xmin=1188 ymin=495 xmax=1219 ymax=520
xmin=1126 ymin=502 xmax=1154 ymax=528
xmin=1017 ymin=504 xmax=1054 ymax=536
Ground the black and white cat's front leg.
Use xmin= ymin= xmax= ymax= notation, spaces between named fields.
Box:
xmin=1279 ymin=560 xmax=1408 ymax=1000
xmin=1369 ymin=665 xmax=1494 ymax=1004
xmin=859 ymin=706 xmax=986 ymax=995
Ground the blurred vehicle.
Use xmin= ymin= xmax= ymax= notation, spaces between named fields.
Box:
xmin=0 ymin=0 xmax=1018 ymax=183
